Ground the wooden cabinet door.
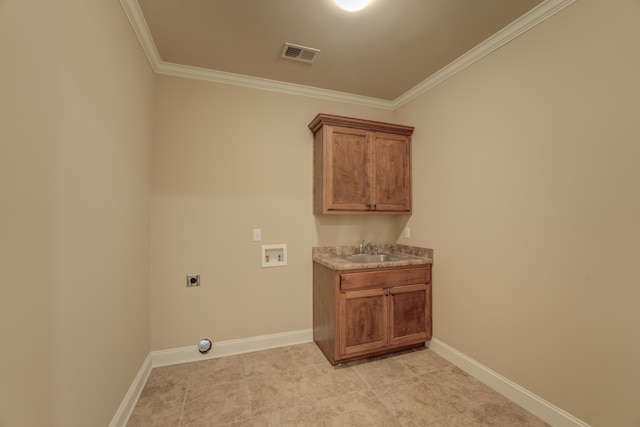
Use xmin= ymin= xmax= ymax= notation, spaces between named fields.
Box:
xmin=340 ymin=288 xmax=388 ymax=356
xmin=388 ymin=283 xmax=431 ymax=346
xmin=371 ymin=132 xmax=411 ymax=212
xmin=324 ymin=126 xmax=371 ymax=212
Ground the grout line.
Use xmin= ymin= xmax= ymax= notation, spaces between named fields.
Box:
xmin=177 ymin=391 xmax=186 ymax=427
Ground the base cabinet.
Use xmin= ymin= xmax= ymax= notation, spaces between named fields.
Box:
xmin=314 ymin=262 xmax=432 ymax=365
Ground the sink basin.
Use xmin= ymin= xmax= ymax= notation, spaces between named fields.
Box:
xmin=341 ymin=254 xmax=405 ymax=263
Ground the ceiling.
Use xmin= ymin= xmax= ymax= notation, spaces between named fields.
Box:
xmin=126 ymin=0 xmax=569 ymax=106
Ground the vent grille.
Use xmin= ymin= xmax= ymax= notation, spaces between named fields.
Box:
xmin=281 ymin=42 xmax=320 ymax=64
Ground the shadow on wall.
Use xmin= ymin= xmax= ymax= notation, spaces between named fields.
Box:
xmin=314 ymin=215 xmax=409 ymax=246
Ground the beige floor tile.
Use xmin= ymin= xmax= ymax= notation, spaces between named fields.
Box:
xmin=463 ymin=396 xmax=550 ymax=427
xmin=137 ymin=383 xmax=186 ymax=407
xmin=188 ymin=355 xmax=245 ymax=388
xmin=252 ymin=401 xmax=333 ymax=426
xmin=128 ymin=368 xmax=186 ymax=427
xmin=181 ymin=381 xmax=251 ymax=427
xmin=322 ymin=390 xmax=398 ymax=427
xmin=372 ymin=376 xmax=460 ymax=426
xmin=219 ymin=421 xmax=253 ymax=427
xmin=141 ymin=363 xmax=191 ymax=398
xmin=299 ymin=362 xmax=367 ymax=400
xmin=393 ymin=347 xmax=453 ymax=375
xmin=246 ymin=369 xmax=315 ymax=415
xmin=419 ymin=365 xmax=502 ymax=412
xmin=242 ymin=347 xmax=297 ymax=378
xmin=253 ymin=391 xmax=397 ymax=427
xmin=242 ymin=346 xmax=291 ymax=361
xmin=288 ymin=342 xmax=329 ymax=367
xmin=126 ymin=398 xmax=182 ymax=427
xmin=127 ymin=343 xmax=552 ymax=427
xmin=428 ymin=412 xmax=485 ymax=427
xmin=352 ymin=355 xmax=414 ymax=388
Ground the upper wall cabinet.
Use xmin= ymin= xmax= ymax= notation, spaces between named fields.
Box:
xmin=308 ymin=114 xmax=414 ymax=215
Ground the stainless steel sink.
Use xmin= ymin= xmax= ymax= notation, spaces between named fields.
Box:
xmin=341 ymin=254 xmax=405 ymax=263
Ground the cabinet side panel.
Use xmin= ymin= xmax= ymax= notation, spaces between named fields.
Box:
xmin=426 ymin=283 xmax=432 ymax=340
xmin=313 ymin=262 xmax=337 ymax=363
xmin=313 ymin=131 xmax=325 ymax=215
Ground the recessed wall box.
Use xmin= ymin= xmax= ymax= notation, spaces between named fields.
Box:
xmin=187 ymin=274 xmax=200 ymax=287
xmin=262 ymin=244 xmax=287 ymax=268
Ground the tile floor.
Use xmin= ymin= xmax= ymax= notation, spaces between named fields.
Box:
xmin=126 ymin=343 xmax=550 ymax=427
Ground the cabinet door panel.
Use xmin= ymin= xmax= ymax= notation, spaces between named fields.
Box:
xmin=371 ymin=132 xmax=411 ymax=212
xmin=325 ymin=126 xmax=371 ymax=211
xmin=389 ymin=284 xmax=430 ymax=346
xmin=340 ymin=288 xmax=387 ymax=356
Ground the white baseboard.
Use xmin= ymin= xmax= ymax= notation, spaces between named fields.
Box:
xmin=108 ymin=352 xmax=152 ymax=427
xmin=109 ymin=328 xmax=313 ymax=427
xmin=429 ymin=338 xmax=591 ymax=427
xmin=151 ymin=328 xmax=313 ymax=367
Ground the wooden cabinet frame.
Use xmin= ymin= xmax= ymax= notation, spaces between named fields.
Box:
xmin=309 ymin=114 xmax=414 ymax=215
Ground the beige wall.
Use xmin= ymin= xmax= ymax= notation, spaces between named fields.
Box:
xmin=2 ymin=0 xmax=637 ymax=425
xmin=0 ymin=1 xmax=154 ymax=426
xmin=150 ymin=75 xmax=409 ymax=349
xmin=397 ymin=0 xmax=640 ymax=425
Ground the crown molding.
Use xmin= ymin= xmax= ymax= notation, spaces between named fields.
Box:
xmin=391 ymin=0 xmax=576 ymax=109
xmin=120 ymin=0 xmax=575 ymax=111
xmin=119 ymin=0 xmax=161 ymax=72
xmin=156 ymin=61 xmax=395 ymax=110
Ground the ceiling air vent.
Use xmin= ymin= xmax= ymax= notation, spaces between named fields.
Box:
xmin=281 ymin=42 xmax=320 ymax=64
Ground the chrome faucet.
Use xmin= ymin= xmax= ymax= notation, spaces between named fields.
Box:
xmin=364 ymin=242 xmax=379 ymax=255
xmin=358 ymin=241 xmax=379 ymax=255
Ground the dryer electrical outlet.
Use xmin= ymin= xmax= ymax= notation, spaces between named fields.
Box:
xmin=186 ymin=274 xmax=200 ymax=287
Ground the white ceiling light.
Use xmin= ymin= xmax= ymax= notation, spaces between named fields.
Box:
xmin=335 ymin=0 xmax=371 ymax=12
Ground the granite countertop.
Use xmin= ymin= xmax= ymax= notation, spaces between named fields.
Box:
xmin=312 ymin=244 xmax=433 ymax=271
